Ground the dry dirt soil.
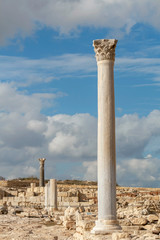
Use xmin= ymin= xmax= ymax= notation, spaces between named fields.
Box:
xmin=0 ymin=214 xmax=75 ymax=240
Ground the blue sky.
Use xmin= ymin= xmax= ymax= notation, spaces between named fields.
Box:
xmin=0 ymin=0 xmax=160 ymax=187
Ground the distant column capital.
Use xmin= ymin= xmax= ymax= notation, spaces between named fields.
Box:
xmin=93 ymin=39 xmax=118 ymax=62
xmin=39 ymin=158 xmax=46 ymax=165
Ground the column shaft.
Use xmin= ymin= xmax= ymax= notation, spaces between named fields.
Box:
xmin=38 ymin=158 xmax=46 ymax=187
xmin=49 ymin=179 xmax=57 ymax=212
xmin=98 ymin=60 xmax=116 ymax=220
xmin=91 ymin=39 xmax=121 ymax=234
xmin=40 ymin=163 xmax=44 ymax=186
xmin=45 ymin=183 xmax=48 ymax=209
xmin=30 ymin=183 xmax=36 ymax=193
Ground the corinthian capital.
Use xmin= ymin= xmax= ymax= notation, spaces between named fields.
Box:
xmin=39 ymin=158 xmax=46 ymax=165
xmin=93 ymin=39 xmax=118 ymax=62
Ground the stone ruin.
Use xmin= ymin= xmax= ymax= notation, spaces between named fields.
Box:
xmin=0 ymin=181 xmax=160 ymax=239
xmin=0 ymin=39 xmax=160 ymax=239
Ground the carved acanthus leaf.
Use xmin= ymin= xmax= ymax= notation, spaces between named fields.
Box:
xmin=93 ymin=39 xmax=118 ymax=61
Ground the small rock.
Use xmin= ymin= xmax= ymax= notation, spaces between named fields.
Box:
xmin=152 ymin=224 xmax=160 ymax=234
xmin=147 ymin=214 xmax=158 ymax=223
xmin=53 ymin=237 xmax=58 ymax=240
xmin=13 ymin=206 xmax=23 ymax=214
xmin=63 ymin=220 xmax=76 ymax=230
xmin=131 ymin=217 xmax=147 ymax=226
xmin=0 ymin=206 xmax=8 ymax=214
xmin=118 ymin=212 xmax=125 ymax=219
xmin=141 ymin=209 xmax=149 ymax=215
xmin=141 ymin=225 xmax=153 ymax=231
xmin=79 ymin=206 xmax=85 ymax=213
xmin=112 ymin=232 xmax=131 ymax=240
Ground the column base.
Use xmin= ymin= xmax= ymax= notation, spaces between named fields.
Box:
xmin=91 ymin=219 xmax=122 ymax=235
xmin=50 ymin=207 xmax=58 ymax=211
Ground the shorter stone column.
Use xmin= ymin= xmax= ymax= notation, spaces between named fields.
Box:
xmin=45 ymin=182 xmax=50 ymax=210
xmin=38 ymin=158 xmax=46 ymax=187
xmin=45 ymin=183 xmax=48 ymax=209
xmin=50 ymin=179 xmax=57 ymax=212
xmin=30 ymin=183 xmax=36 ymax=192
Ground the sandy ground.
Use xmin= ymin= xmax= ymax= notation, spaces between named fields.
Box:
xmin=0 ymin=214 xmax=75 ymax=240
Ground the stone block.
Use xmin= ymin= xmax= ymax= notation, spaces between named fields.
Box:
xmin=10 ymin=191 xmax=18 ymax=196
xmin=57 ymin=196 xmax=61 ymax=202
xmin=19 ymin=211 xmax=30 ymax=217
xmin=62 ymin=196 xmax=79 ymax=202
xmin=152 ymin=224 xmax=160 ymax=234
xmin=25 ymin=192 xmax=34 ymax=197
xmin=147 ymin=214 xmax=158 ymax=223
xmin=76 ymin=226 xmax=83 ymax=233
xmin=112 ymin=232 xmax=130 ymax=240
xmin=131 ymin=217 xmax=147 ymax=226
xmin=61 ymin=197 xmax=70 ymax=202
xmin=39 ymin=187 xmax=45 ymax=193
xmin=34 ymin=187 xmax=40 ymax=192
xmin=58 ymin=201 xmax=69 ymax=207
xmin=70 ymin=197 xmax=79 ymax=202
xmin=59 ymin=201 xmax=80 ymax=207
xmin=150 ymin=195 xmax=159 ymax=201
xmin=76 ymin=220 xmax=95 ymax=231
xmin=63 ymin=220 xmax=76 ymax=230
xmin=58 ymin=192 xmax=68 ymax=197
xmin=39 ymin=195 xmax=44 ymax=201
xmin=73 ymin=232 xmax=84 ymax=240
xmin=67 ymin=189 xmax=78 ymax=197
xmin=2 ymin=197 xmax=8 ymax=201
xmin=68 ymin=202 xmax=80 ymax=207
xmin=79 ymin=202 xmax=92 ymax=207
xmin=29 ymin=197 xmax=37 ymax=203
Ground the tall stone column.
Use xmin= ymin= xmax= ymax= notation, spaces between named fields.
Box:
xmin=49 ymin=179 xmax=57 ymax=212
xmin=91 ymin=39 xmax=121 ymax=234
xmin=38 ymin=158 xmax=46 ymax=187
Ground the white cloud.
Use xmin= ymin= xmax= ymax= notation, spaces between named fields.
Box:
xmin=22 ymin=166 xmax=37 ymax=177
xmin=116 ymin=110 xmax=160 ymax=158
xmin=0 ymin=82 xmax=97 ymax=179
xmin=0 ymin=83 xmax=41 ymax=116
xmin=82 ymin=160 xmax=97 ymax=181
xmin=27 ymin=120 xmax=47 ymax=133
xmin=47 ymin=113 xmax=97 ymax=158
xmin=0 ymin=54 xmax=95 ymax=87
xmin=83 ymin=110 xmax=160 ymax=185
xmin=117 ymin=156 xmax=160 ymax=187
xmin=0 ymin=0 xmax=160 ymax=44
xmin=0 ymin=83 xmax=60 ymax=118
xmin=0 ymin=81 xmax=160 ymax=187
xmin=1 ymin=54 xmax=160 ymax=90
xmin=116 ymin=57 xmax=160 ymax=79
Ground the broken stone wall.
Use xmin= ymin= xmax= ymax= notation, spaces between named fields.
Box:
xmin=0 ymin=184 xmax=98 ymax=210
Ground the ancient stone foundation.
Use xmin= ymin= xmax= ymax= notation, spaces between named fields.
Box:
xmin=1 ymin=182 xmax=160 ymax=239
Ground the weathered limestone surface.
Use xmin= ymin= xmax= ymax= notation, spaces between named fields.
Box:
xmin=92 ymin=39 xmax=121 ymax=234
xmin=1 ymin=186 xmax=160 ymax=239
xmin=49 ymin=179 xmax=58 ymax=212
xmin=45 ymin=182 xmax=49 ymax=209
xmin=93 ymin=39 xmax=117 ymax=61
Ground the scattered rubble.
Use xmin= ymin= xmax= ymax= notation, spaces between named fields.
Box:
xmin=0 ymin=182 xmax=160 ymax=239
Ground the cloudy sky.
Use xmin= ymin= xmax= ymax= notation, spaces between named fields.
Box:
xmin=0 ymin=0 xmax=160 ymax=187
